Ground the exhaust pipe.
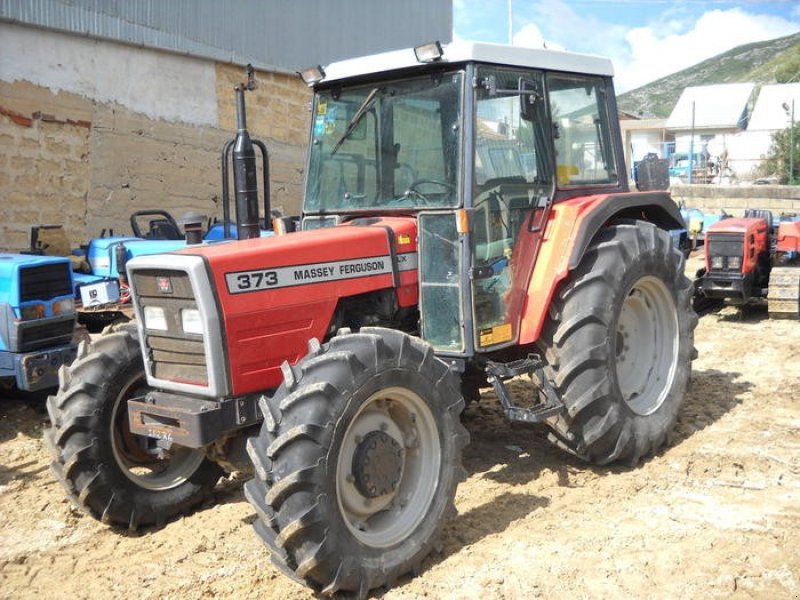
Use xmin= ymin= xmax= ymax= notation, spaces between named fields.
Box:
xmin=220 ymin=64 xmax=272 ymax=241
xmin=232 ymin=85 xmax=261 ymax=241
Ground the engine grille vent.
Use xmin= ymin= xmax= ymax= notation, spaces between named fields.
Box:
xmin=19 ymin=319 xmax=75 ymax=352
xmin=20 ymin=263 xmax=72 ymax=302
xmin=131 ymin=269 xmax=208 ymax=387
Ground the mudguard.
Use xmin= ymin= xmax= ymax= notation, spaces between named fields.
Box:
xmin=518 ymin=191 xmax=685 ymax=345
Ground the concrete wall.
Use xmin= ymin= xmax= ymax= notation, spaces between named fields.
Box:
xmin=0 ymin=23 xmax=310 ymax=252
xmin=671 ymin=184 xmax=800 ymax=216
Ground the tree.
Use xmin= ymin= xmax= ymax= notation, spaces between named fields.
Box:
xmin=760 ymin=121 xmax=800 ymax=184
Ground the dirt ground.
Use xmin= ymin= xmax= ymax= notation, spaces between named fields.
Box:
xmin=1 ymin=302 xmax=799 ymax=598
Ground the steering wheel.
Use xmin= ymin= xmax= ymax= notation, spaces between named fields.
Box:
xmin=402 ymin=179 xmax=456 ymax=205
xmin=130 ymin=210 xmax=182 ymax=240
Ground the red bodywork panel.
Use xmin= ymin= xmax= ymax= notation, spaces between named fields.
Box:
xmin=518 ymin=193 xmax=616 ymax=344
xmin=179 ymin=217 xmax=418 ymax=395
xmin=163 ymin=192 xmax=678 ymax=394
xmin=776 ymin=221 xmax=800 ymax=253
xmin=705 ymin=218 xmax=768 ymax=275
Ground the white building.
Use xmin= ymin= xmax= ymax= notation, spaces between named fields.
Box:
xmin=730 ymin=83 xmax=800 ymax=178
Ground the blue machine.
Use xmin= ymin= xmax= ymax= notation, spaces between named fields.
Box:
xmin=71 ymin=237 xmax=188 ymax=306
xmin=0 ymin=254 xmax=78 ymax=391
xmin=71 ymin=228 xmax=274 ymax=328
xmin=679 ymin=207 xmax=729 ymax=243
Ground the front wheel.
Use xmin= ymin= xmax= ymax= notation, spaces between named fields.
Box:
xmin=45 ymin=325 xmax=222 ymax=529
xmin=244 ymin=328 xmax=468 ymax=598
xmin=539 ymin=221 xmax=697 ymax=465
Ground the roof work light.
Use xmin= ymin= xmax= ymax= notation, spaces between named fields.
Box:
xmin=299 ymin=65 xmax=326 ymax=86
xmin=414 ymin=41 xmax=444 ymax=63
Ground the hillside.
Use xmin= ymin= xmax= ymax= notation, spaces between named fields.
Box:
xmin=617 ymin=32 xmax=800 ymax=118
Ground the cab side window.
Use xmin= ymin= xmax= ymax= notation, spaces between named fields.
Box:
xmin=547 ymin=75 xmax=617 ymax=187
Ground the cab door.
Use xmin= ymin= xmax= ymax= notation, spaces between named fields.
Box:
xmin=470 ymin=67 xmax=553 ymax=351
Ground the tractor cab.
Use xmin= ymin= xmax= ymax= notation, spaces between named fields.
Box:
xmin=300 ymin=41 xmax=625 ymax=356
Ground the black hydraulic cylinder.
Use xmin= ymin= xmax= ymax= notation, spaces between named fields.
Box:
xmin=232 ymin=86 xmax=261 ymax=241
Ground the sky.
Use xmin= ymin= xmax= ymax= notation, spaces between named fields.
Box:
xmin=453 ymin=0 xmax=800 ymax=92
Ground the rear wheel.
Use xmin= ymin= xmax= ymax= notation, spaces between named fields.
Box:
xmin=44 ymin=325 xmax=222 ymax=529
xmin=244 ymin=328 xmax=468 ymax=598
xmin=539 ymin=221 xmax=697 ymax=465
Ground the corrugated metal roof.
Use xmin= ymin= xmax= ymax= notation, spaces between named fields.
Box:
xmin=748 ymin=83 xmax=800 ymax=131
xmin=0 ymin=0 xmax=453 ymax=73
xmin=666 ymin=83 xmax=755 ymax=130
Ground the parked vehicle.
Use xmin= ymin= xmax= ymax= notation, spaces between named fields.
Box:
xmin=47 ymin=41 xmax=697 ymax=598
xmin=695 ymin=209 xmax=800 ymax=318
xmin=0 ymin=254 xmax=78 ymax=392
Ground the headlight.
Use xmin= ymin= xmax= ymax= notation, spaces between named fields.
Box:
xmin=727 ymin=256 xmax=742 ymax=270
xmin=53 ymin=297 xmax=75 ymax=315
xmin=180 ymin=308 xmax=203 ymax=335
xmin=710 ymin=256 xmax=724 ymax=270
xmin=143 ymin=306 xmax=168 ymax=331
xmin=20 ymin=303 xmax=46 ymax=320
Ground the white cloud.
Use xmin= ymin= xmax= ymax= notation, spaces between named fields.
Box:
xmin=530 ymin=0 xmax=631 ymax=54
xmin=512 ymin=23 xmax=564 ymax=50
xmin=456 ymin=1 xmax=798 ymax=93
xmin=615 ymin=8 xmax=799 ymax=92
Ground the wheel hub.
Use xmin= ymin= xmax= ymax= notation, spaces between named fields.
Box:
xmin=336 ymin=387 xmax=442 ymax=548
xmin=615 ymin=276 xmax=679 ymax=416
xmin=352 ymin=431 xmax=404 ymax=498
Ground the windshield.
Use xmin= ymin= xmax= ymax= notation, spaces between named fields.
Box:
xmin=304 ymin=73 xmax=463 ymax=212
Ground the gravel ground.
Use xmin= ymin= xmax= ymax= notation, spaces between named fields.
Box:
xmin=1 ymin=303 xmax=798 ymax=599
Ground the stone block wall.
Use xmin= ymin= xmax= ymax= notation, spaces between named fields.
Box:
xmin=670 ymin=184 xmax=800 ymax=216
xmin=0 ymin=103 xmax=91 ymax=251
xmin=0 ymin=24 xmax=311 ymax=252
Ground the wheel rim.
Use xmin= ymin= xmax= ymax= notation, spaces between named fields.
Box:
xmin=336 ymin=386 xmax=442 ymax=548
xmin=110 ymin=371 xmax=206 ymax=491
xmin=615 ymin=276 xmax=679 ymax=416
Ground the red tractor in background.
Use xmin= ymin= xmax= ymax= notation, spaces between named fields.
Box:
xmin=46 ymin=41 xmax=697 ymax=597
xmin=696 ymin=209 xmax=800 ymax=318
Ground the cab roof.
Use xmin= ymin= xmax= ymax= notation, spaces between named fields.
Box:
xmin=319 ymin=41 xmax=615 ymax=85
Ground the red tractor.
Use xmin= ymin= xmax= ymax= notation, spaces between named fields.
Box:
xmin=696 ymin=209 xmax=800 ymax=318
xmin=46 ymin=41 xmax=696 ymax=597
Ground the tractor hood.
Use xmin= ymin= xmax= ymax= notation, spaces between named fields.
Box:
xmin=126 ymin=217 xmax=419 ymax=397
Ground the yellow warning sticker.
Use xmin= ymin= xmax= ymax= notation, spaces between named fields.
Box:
xmin=479 ymin=323 xmax=513 ymax=346
xmin=397 ymin=233 xmax=412 ymax=245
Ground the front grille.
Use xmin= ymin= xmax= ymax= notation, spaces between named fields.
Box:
xmin=707 ymin=233 xmax=743 ymax=272
xmin=20 ymin=263 xmax=72 ymax=302
xmin=132 ymin=269 xmax=209 ymax=387
xmin=148 ymin=332 xmax=208 ymax=384
xmin=19 ymin=318 xmax=75 ymax=352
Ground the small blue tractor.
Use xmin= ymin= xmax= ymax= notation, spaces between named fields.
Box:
xmin=0 ymin=253 xmax=78 ymax=392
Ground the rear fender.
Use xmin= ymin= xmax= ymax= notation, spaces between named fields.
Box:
xmin=518 ymin=191 xmax=684 ymax=345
